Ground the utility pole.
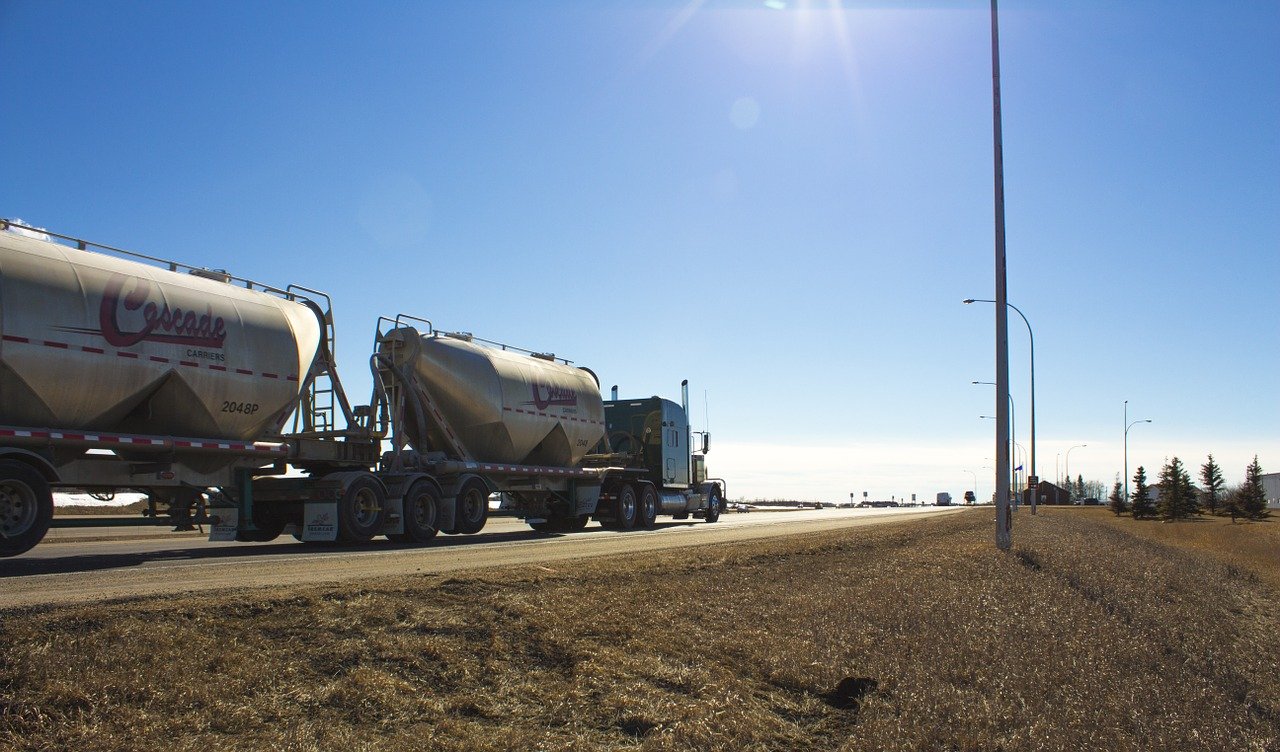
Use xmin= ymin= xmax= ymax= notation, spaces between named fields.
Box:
xmin=990 ymin=0 xmax=1011 ymax=551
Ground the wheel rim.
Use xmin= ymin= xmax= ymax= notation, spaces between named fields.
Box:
xmin=462 ymin=489 xmax=485 ymax=523
xmin=411 ymin=490 xmax=437 ymax=529
xmin=0 ymin=479 xmax=38 ymax=538
xmin=621 ymin=493 xmax=635 ymax=521
xmin=351 ymin=486 xmax=381 ymax=528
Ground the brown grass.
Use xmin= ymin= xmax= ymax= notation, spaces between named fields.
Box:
xmin=1079 ymin=506 xmax=1280 ymax=590
xmin=2 ymin=511 xmax=1277 ymax=751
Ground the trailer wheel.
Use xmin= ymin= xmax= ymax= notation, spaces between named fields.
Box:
xmin=390 ymin=480 xmax=440 ymax=544
xmin=235 ymin=508 xmax=286 ymax=542
xmin=612 ymin=484 xmax=638 ymax=530
xmin=0 ymin=461 xmax=53 ymax=558
xmin=337 ymin=475 xmax=386 ymax=543
xmin=454 ymin=477 xmax=489 ymax=535
xmin=704 ymin=485 xmax=723 ymax=524
xmin=638 ymin=485 xmax=658 ymax=529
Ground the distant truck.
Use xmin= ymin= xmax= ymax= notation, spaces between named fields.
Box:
xmin=936 ymin=492 xmax=952 ymax=506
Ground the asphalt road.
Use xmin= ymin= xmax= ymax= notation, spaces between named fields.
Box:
xmin=0 ymin=507 xmax=965 ymax=609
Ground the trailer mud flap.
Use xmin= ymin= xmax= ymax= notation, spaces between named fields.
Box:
xmin=210 ymin=508 xmax=238 ymax=542
xmin=302 ymin=502 xmax=338 ymax=541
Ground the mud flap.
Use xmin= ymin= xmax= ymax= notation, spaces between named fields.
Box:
xmin=437 ymin=495 xmax=457 ymax=532
xmin=210 ymin=508 xmax=238 ymax=542
xmin=302 ymin=502 xmax=338 ymax=541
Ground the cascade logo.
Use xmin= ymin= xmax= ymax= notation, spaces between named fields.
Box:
xmin=526 ymin=383 xmax=578 ymax=411
xmin=98 ymin=274 xmax=228 ymax=348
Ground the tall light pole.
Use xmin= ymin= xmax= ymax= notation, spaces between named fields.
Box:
xmin=987 ymin=0 xmax=1011 ymax=550
xmin=1124 ymin=400 xmax=1152 ymax=503
xmin=1065 ymin=443 xmax=1087 ymax=498
xmin=965 ymin=297 xmax=1035 ymax=514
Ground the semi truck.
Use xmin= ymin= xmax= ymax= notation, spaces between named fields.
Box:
xmin=0 ymin=220 xmax=726 ymax=557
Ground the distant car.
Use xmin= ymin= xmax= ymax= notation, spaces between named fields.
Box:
xmin=1081 ymin=497 xmax=1101 ymax=506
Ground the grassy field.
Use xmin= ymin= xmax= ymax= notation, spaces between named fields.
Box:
xmin=2 ymin=509 xmax=1277 ymax=751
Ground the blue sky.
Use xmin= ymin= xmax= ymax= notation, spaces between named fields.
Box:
xmin=2 ymin=1 xmax=1276 ymax=501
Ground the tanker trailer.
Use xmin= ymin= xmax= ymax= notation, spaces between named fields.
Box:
xmin=370 ymin=317 xmax=725 ymax=536
xmin=0 ymin=220 xmax=379 ymax=557
xmin=373 ymin=322 xmax=607 ymax=535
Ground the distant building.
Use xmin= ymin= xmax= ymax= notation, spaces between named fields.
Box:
xmin=1023 ymin=480 xmax=1071 ymax=506
xmin=1263 ymin=472 xmax=1280 ymax=508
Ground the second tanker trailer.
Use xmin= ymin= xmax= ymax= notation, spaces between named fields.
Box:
xmin=369 ymin=318 xmax=726 ymax=537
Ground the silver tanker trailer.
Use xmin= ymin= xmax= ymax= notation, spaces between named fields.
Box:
xmin=0 ymin=219 xmax=386 ymax=556
xmin=0 ymin=220 xmax=726 ymax=557
xmin=371 ymin=320 xmax=726 ymax=536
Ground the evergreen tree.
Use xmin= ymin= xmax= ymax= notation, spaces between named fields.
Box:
xmin=1157 ymin=457 xmax=1197 ymax=520
xmin=1200 ymin=454 xmax=1225 ymax=515
xmin=1239 ymin=456 xmax=1268 ymax=520
xmin=1076 ymin=474 xmax=1086 ymax=501
xmin=1131 ymin=466 xmax=1155 ymax=519
xmin=1108 ymin=477 xmax=1127 ymax=516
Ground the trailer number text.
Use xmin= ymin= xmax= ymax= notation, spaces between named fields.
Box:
xmin=221 ymin=401 xmax=261 ymax=415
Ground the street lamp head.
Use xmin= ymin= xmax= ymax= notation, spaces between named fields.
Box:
xmin=962 ymin=298 xmax=975 ymax=304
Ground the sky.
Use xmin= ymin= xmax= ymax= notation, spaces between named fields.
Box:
xmin=2 ymin=1 xmax=1276 ymax=502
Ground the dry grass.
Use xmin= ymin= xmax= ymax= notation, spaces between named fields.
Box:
xmin=2 ymin=511 xmax=1278 ymax=751
xmin=1078 ymin=506 xmax=1280 ymax=590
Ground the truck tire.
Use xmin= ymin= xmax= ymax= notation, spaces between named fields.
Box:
xmin=638 ymin=485 xmax=658 ymax=529
xmin=612 ymin=484 xmax=638 ymax=531
xmin=389 ymin=480 xmax=440 ymax=545
xmin=0 ymin=461 xmax=54 ymax=558
xmin=563 ymin=514 xmax=589 ymax=532
xmin=337 ymin=474 xmax=386 ymax=543
xmin=704 ymin=486 xmax=722 ymax=524
xmin=454 ymin=477 xmax=489 ymax=535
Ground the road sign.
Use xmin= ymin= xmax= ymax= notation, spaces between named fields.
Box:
xmin=1028 ymin=475 xmax=1039 ymax=488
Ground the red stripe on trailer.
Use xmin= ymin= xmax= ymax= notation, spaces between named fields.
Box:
xmin=117 ymin=351 xmax=138 ymax=359
xmin=82 ymin=346 xmax=105 ymax=354
xmin=149 ymin=356 xmax=169 ymax=363
xmin=286 ymin=374 xmax=299 ymax=382
xmin=2 ymin=335 xmax=30 ymax=343
xmin=262 ymin=372 xmax=279 ymax=379
xmin=236 ymin=368 xmax=253 ymax=375
xmin=43 ymin=340 xmax=69 ymax=349
xmin=209 ymin=365 xmax=226 ymax=371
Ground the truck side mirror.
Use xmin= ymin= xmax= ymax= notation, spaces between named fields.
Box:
xmin=702 ymin=433 xmax=710 ymax=454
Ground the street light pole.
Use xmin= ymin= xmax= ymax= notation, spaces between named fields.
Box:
xmin=975 ymin=381 xmax=1016 ymax=507
xmin=1065 ymin=443 xmax=1086 ymax=498
xmin=988 ymin=0 xmax=1011 ymax=550
xmin=1124 ymin=404 xmax=1153 ymax=504
xmin=965 ymin=298 xmax=1035 ymax=514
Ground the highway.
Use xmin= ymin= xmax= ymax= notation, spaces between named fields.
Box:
xmin=0 ymin=506 xmax=964 ymax=609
